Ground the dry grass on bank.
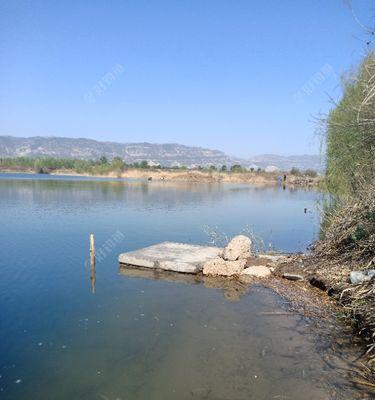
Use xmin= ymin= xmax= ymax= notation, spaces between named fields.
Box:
xmin=312 ymin=182 xmax=375 ymax=270
xmin=307 ymin=182 xmax=375 ymax=376
xmin=51 ymin=168 xmax=320 ymax=186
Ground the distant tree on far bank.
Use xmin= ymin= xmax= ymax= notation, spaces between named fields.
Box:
xmin=230 ymin=164 xmax=243 ymax=172
xmin=290 ymin=167 xmax=301 ymax=175
xmin=99 ymin=156 xmax=108 ymax=165
xmin=304 ymin=169 xmax=317 ymax=178
xmin=111 ymin=156 xmax=125 ymax=172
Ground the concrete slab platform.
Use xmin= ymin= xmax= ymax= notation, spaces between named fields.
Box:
xmin=118 ymin=242 xmax=222 ymax=274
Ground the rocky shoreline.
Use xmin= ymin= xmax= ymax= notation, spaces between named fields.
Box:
xmin=201 ymin=235 xmax=289 ymax=279
xmin=204 ymin=234 xmax=374 ymax=385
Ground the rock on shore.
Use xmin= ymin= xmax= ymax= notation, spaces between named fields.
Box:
xmin=203 ymin=235 xmax=251 ymax=276
xmin=240 ymin=266 xmax=271 ymax=279
xmin=222 ymin=235 xmax=252 ymax=261
xmin=203 ymin=258 xmax=247 ymax=277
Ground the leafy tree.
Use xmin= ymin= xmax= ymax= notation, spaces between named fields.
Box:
xmin=230 ymin=164 xmax=243 ymax=172
xmin=290 ymin=167 xmax=301 ymax=176
xmin=111 ymin=156 xmax=125 ymax=171
xmin=99 ymin=156 xmax=108 ymax=165
xmin=304 ymin=169 xmax=317 ymax=178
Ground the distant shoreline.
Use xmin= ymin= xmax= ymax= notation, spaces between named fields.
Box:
xmin=0 ymin=166 xmax=320 ymax=187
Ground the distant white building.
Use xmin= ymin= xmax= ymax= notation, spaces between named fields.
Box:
xmin=265 ymin=165 xmax=280 ymax=173
xmin=147 ymin=160 xmax=160 ymax=167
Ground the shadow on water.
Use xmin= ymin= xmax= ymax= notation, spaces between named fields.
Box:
xmin=119 ymin=266 xmax=250 ymax=302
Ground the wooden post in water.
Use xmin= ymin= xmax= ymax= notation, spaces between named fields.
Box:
xmin=90 ymin=234 xmax=96 ymax=294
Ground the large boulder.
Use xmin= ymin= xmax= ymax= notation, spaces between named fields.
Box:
xmin=203 ymin=257 xmax=246 ymax=277
xmin=222 ymin=235 xmax=252 ymax=261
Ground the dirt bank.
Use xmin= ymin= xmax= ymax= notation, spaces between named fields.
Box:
xmin=50 ymin=168 xmax=320 ymax=187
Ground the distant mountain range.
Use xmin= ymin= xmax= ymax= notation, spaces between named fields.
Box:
xmin=0 ymin=136 xmax=324 ymax=171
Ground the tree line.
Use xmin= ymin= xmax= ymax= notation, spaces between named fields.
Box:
xmin=0 ymin=156 xmax=318 ymax=176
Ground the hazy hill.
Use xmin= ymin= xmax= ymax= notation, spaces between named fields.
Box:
xmin=0 ymin=136 xmax=323 ymax=171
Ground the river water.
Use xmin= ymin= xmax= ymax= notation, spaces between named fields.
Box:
xmin=0 ymin=174 xmax=371 ymax=399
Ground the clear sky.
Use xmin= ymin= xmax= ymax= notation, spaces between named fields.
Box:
xmin=0 ymin=0 xmax=373 ymax=157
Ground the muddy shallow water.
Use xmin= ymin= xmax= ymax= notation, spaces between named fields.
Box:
xmin=0 ymin=175 xmax=372 ymax=399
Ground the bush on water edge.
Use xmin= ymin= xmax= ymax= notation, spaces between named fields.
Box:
xmin=313 ymin=52 xmax=375 ymax=374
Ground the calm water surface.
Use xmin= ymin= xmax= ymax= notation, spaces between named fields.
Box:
xmin=0 ymin=174 xmax=369 ymax=399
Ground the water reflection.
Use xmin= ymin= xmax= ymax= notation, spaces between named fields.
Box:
xmin=90 ymin=258 xmax=96 ymax=294
xmin=3 ymin=174 xmax=360 ymax=400
xmin=119 ymin=266 xmax=250 ymax=301
xmin=0 ymin=174 xmax=322 ymax=253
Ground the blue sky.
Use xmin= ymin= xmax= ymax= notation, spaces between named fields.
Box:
xmin=0 ymin=0 xmax=373 ymax=157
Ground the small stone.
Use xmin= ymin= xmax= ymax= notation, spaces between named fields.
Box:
xmin=222 ymin=235 xmax=252 ymax=261
xmin=309 ymin=276 xmax=327 ymax=291
xmin=240 ymin=266 xmax=271 ymax=278
xmin=282 ymin=273 xmax=304 ymax=281
xmin=350 ymin=270 xmax=375 ymax=284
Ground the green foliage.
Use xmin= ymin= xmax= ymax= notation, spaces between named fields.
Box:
xmin=304 ymin=169 xmax=317 ymax=178
xmin=99 ymin=156 xmax=108 ymax=165
xmin=290 ymin=167 xmax=301 ymax=175
xmin=325 ymin=52 xmax=375 ymax=195
xmin=319 ymin=52 xmax=375 ymax=256
xmin=0 ymin=157 xmax=195 ymax=174
xmin=220 ymin=165 xmax=227 ymax=171
xmin=111 ymin=156 xmax=125 ymax=171
xmin=230 ymin=164 xmax=243 ymax=172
